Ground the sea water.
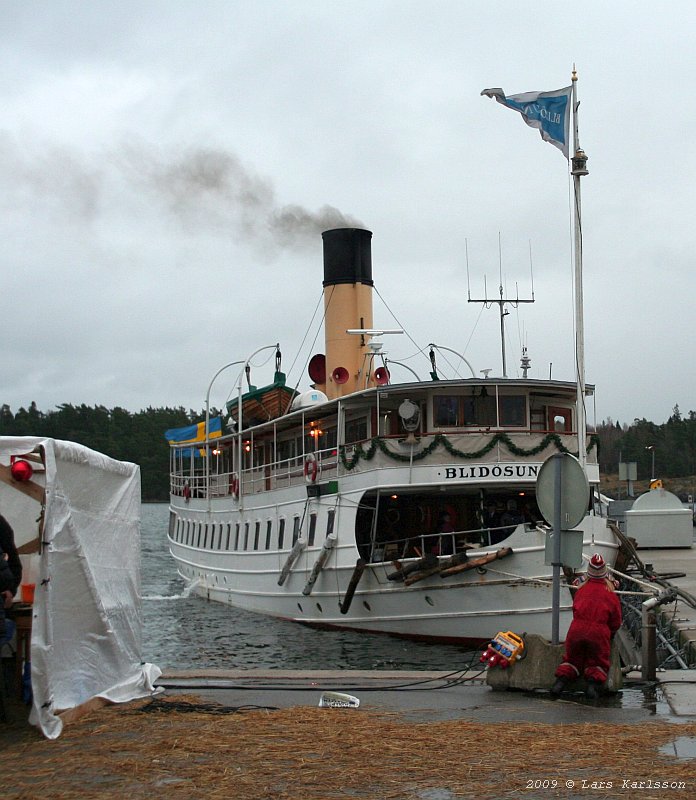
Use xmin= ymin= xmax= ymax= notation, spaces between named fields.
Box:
xmin=140 ymin=503 xmax=471 ymax=671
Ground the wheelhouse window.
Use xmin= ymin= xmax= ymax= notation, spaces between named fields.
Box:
xmin=499 ymin=395 xmax=526 ymax=427
xmin=463 ymin=394 xmax=496 ymax=426
xmin=435 ymin=391 xmax=526 ymax=428
xmin=434 ymin=396 xmax=459 ymax=427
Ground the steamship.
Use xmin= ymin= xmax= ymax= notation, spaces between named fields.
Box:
xmin=166 ymin=228 xmax=618 ymax=644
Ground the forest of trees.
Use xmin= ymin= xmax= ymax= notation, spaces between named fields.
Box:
xmin=594 ymin=405 xmax=696 ymax=486
xmin=1 ymin=401 xmax=695 ymax=501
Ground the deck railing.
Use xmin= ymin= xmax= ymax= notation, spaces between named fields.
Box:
xmin=169 ymin=429 xmax=593 ymax=499
xmin=368 ymin=523 xmax=519 ymax=562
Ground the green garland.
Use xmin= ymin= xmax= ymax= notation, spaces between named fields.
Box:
xmin=339 ymin=432 xmax=600 ymax=471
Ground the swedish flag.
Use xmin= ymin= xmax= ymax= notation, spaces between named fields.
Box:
xmin=165 ymin=417 xmax=222 ymax=455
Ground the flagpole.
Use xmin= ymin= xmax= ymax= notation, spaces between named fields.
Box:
xmin=570 ymin=67 xmax=589 ymax=471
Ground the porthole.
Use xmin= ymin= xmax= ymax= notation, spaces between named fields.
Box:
xmin=425 ymin=596 xmax=435 ymax=606
xmin=363 ymin=601 xmax=371 ymax=611
xmin=297 ymin=603 xmax=303 ymax=613
xmin=316 ymin=603 xmax=323 ymax=613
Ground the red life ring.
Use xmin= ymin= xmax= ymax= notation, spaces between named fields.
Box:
xmin=230 ymin=473 xmax=239 ymax=498
xmin=304 ymin=454 xmax=318 ymax=483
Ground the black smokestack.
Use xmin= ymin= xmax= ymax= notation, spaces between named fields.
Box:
xmin=322 ymin=228 xmax=373 ymax=287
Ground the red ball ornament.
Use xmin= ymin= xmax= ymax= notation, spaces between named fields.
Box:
xmin=10 ymin=459 xmax=33 ymax=482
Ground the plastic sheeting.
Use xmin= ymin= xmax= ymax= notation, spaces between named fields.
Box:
xmin=0 ymin=437 xmax=161 ymax=738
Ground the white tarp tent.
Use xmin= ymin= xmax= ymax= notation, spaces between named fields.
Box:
xmin=0 ymin=436 xmax=161 ymax=738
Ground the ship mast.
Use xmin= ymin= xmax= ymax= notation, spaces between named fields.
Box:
xmin=467 ymin=234 xmax=534 ymax=378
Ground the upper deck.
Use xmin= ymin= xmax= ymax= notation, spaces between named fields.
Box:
xmin=169 ymin=377 xmax=598 ymax=501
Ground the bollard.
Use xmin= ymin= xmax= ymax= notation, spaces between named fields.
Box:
xmin=641 ymin=598 xmax=657 ymax=681
xmin=641 ymin=588 xmax=677 ymax=681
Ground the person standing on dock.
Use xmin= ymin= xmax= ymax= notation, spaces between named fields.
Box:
xmin=0 ymin=512 xmax=22 ymax=641
xmin=551 ymin=553 xmax=622 ymax=700
xmin=0 ymin=513 xmax=21 ymax=607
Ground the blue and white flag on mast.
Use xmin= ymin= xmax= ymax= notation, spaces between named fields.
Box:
xmin=481 ymin=85 xmax=572 ymax=159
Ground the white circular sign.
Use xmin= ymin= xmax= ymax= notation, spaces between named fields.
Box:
xmin=536 ymin=453 xmax=590 ymax=529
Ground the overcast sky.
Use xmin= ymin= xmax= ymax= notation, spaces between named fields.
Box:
xmin=2 ymin=1 xmax=694 ymax=426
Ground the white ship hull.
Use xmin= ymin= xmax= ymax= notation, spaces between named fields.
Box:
xmin=168 ymin=468 xmax=617 ymax=645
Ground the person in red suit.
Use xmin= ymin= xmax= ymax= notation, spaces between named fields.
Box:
xmin=551 ymin=553 xmax=622 ymax=699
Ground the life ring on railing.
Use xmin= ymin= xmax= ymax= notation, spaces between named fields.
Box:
xmin=230 ymin=473 xmax=239 ymax=499
xmin=304 ymin=453 xmax=318 ymax=483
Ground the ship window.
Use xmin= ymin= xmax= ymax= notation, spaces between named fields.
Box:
xmin=277 ymin=438 xmax=294 ymax=464
xmin=216 ymin=524 xmax=223 ymax=550
xmin=345 ymin=417 xmax=368 ymax=444
xmin=265 ymin=520 xmax=272 ymax=550
xmin=243 ymin=522 xmax=250 ymax=551
xmin=225 ymin=524 xmax=231 ymax=550
xmin=168 ymin=512 xmax=176 ymax=538
xmin=253 ymin=521 xmax=260 ymax=550
xmin=326 ymin=508 xmax=336 ymax=536
xmin=292 ymin=515 xmax=301 ymax=545
xmin=434 ymin=395 xmax=460 ymax=426
xmin=234 ymin=522 xmax=240 ymax=550
xmin=549 ymin=406 xmax=572 ymax=432
xmin=323 ymin=426 xmax=338 ymax=450
xmin=308 ymin=513 xmax=317 ymax=546
xmin=499 ymin=395 xmax=526 ymax=427
xmin=463 ymin=394 xmax=496 ymax=426
xmin=196 ymin=524 xmax=203 ymax=548
xmin=278 ymin=518 xmax=286 ymax=549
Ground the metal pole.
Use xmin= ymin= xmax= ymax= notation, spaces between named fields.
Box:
xmin=571 ymin=68 xmax=588 ymax=471
xmin=205 ymin=360 xmax=245 ymax=510
xmin=499 ymin=295 xmax=507 ymax=378
xmin=236 ymin=344 xmax=279 ymax=509
xmin=551 ymin=452 xmax=563 ymax=645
